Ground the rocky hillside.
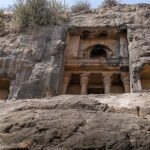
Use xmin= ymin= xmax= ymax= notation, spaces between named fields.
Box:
xmin=0 ymin=93 xmax=150 ymax=150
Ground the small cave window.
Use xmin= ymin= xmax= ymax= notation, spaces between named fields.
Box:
xmin=98 ymin=32 xmax=108 ymax=38
xmin=81 ymin=30 xmax=90 ymax=39
xmin=119 ymin=26 xmax=127 ymax=34
xmin=90 ymin=45 xmax=107 ymax=58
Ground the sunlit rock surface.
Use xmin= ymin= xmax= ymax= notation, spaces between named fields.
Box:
xmin=0 ymin=94 xmax=150 ymax=150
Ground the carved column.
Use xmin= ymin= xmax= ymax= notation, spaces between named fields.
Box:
xmin=137 ymin=73 xmax=142 ymax=91
xmin=119 ymin=33 xmax=128 ymax=57
xmin=103 ymin=73 xmax=112 ymax=94
xmin=80 ymin=73 xmax=90 ymax=95
xmin=121 ymin=73 xmax=130 ymax=93
xmin=62 ymin=73 xmax=72 ymax=94
xmin=8 ymin=80 xmax=15 ymax=100
xmin=133 ymin=70 xmax=142 ymax=92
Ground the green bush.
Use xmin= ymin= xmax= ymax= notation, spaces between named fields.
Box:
xmin=101 ymin=0 xmax=120 ymax=7
xmin=13 ymin=0 xmax=67 ymax=31
xmin=0 ymin=10 xmax=5 ymax=28
xmin=71 ymin=0 xmax=90 ymax=13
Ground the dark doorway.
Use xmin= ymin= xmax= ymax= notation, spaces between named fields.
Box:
xmin=67 ymin=74 xmax=81 ymax=95
xmin=111 ymin=74 xmax=125 ymax=93
xmin=141 ymin=64 xmax=150 ymax=90
xmin=88 ymin=88 xmax=104 ymax=94
xmin=0 ymin=78 xmax=10 ymax=100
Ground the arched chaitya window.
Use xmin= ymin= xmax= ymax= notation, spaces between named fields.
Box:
xmin=90 ymin=44 xmax=107 ymax=58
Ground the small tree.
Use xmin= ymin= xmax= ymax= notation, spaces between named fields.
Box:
xmin=13 ymin=0 xmax=30 ymax=30
xmin=71 ymin=0 xmax=90 ymax=13
xmin=101 ymin=0 xmax=120 ymax=7
xmin=0 ymin=10 xmax=5 ymax=28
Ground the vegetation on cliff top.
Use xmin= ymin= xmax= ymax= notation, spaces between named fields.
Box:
xmin=70 ymin=0 xmax=120 ymax=13
xmin=6 ymin=0 xmax=121 ymax=31
xmin=101 ymin=0 xmax=120 ymax=7
xmin=0 ymin=10 xmax=5 ymax=29
xmin=13 ymin=0 xmax=68 ymax=31
xmin=71 ymin=0 xmax=91 ymax=13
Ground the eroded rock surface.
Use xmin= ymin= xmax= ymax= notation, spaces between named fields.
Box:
xmin=0 ymin=25 xmax=67 ymax=99
xmin=0 ymin=94 xmax=150 ymax=150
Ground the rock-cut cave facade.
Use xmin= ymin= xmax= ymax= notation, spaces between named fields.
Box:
xmin=0 ymin=4 xmax=150 ymax=100
xmin=60 ymin=26 xmax=130 ymax=95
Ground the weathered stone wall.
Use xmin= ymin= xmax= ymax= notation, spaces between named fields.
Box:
xmin=0 ymin=25 xmax=67 ymax=99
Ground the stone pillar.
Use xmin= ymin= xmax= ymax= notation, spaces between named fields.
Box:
xmin=136 ymin=72 xmax=142 ymax=91
xmin=103 ymin=73 xmax=112 ymax=94
xmin=132 ymin=70 xmax=142 ymax=92
xmin=62 ymin=73 xmax=71 ymax=94
xmin=8 ymin=80 xmax=16 ymax=100
xmin=119 ymin=33 xmax=128 ymax=57
xmin=121 ymin=73 xmax=130 ymax=93
xmin=80 ymin=73 xmax=90 ymax=95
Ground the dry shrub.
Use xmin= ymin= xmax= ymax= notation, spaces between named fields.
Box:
xmin=0 ymin=10 xmax=5 ymax=28
xmin=102 ymin=0 xmax=120 ymax=7
xmin=13 ymin=0 xmax=67 ymax=31
xmin=71 ymin=0 xmax=90 ymax=13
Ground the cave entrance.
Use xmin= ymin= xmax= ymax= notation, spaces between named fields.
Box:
xmin=140 ymin=64 xmax=150 ymax=90
xmin=0 ymin=78 xmax=10 ymax=100
xmin=111 ymin=74 xmax=125 ymax=93
xmin=88 ymin=73 xmax=104 ymax=94
xmin=67 ymin=74 xmax=81 ymax=95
